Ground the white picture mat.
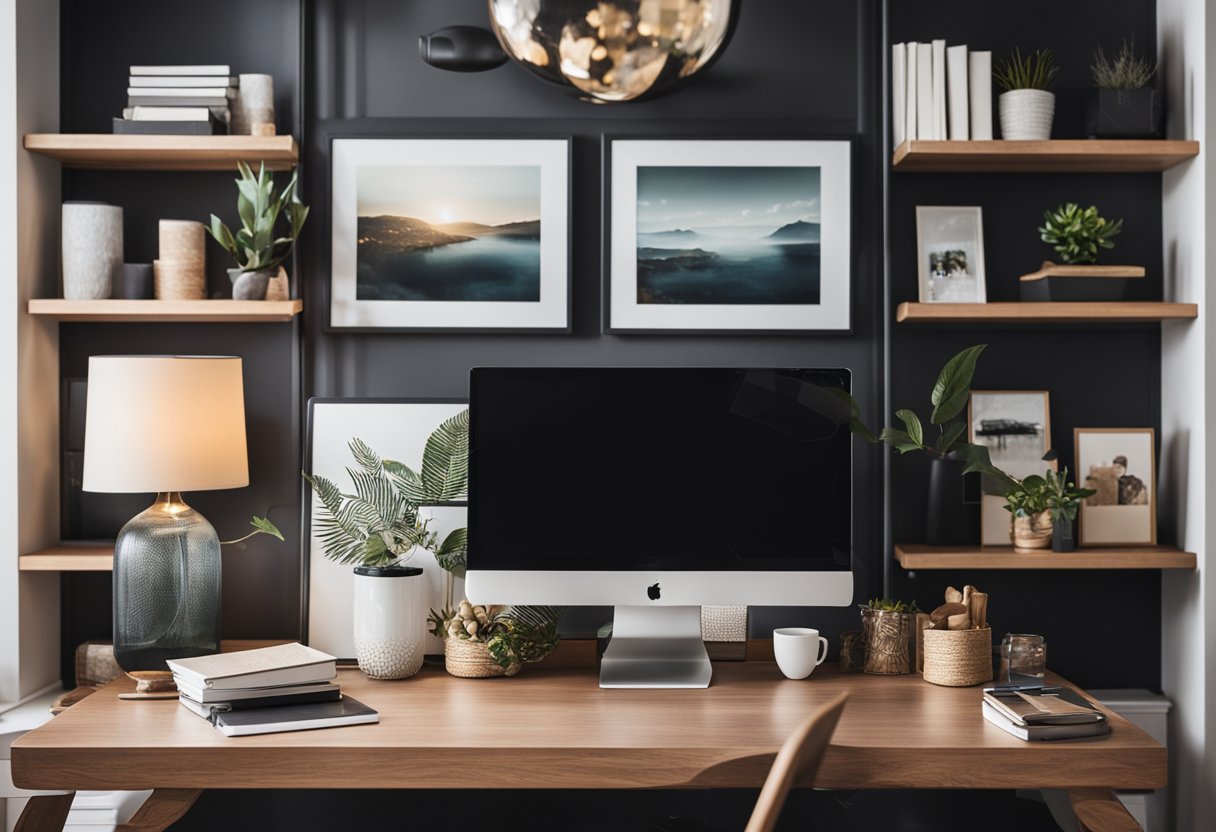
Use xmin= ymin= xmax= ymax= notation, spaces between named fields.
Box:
xmin=330 ymin=138 xmax=570 ymax=329
xmin=307 ymin=401 xmax=468 ymax=658
xmin=1076 ymin=428 xmax=1156 ymax=546
xmin=609 ymin=139 xmax=852 ymax=331
xmin=916 ymin=205 xmax=986 ymax=303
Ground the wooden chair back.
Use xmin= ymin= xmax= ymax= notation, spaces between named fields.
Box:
xmin=743 ymin=691 xmax=849 ymax=832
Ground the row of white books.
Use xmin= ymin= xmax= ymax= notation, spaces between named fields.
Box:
xmin=892 ymin=41 xmax=993 ymax=145
xmin=115 ymin=64 xmax=235 ymax=135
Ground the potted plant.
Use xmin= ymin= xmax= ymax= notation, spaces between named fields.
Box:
xmin=994 ymin=47 xmax=1059 ymax=140
xmin=302 ymin=411 xmax=470 ymax=680
xmin=1002 ymin=473 xmax=1053 ymax=551
xmin=429 ymin=601 xmax=562 ymax=678
xmin=1088 ymin=37 xmax=1162 ymax=138
xmin=1043 ymin=465 xmax=1096 ymax=552
xmin=1019 ymin=202 xmax=1136 ymax=301
xmin=859 ymin=599 xmax=919 ymax=675
xmin=1039 ymin=203 xmax=1123 ymax=265
xmin=208 ymin=161 xmax=309 ymax=300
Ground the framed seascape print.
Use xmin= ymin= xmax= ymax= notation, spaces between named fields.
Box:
xmin=330 ymin=137 xmax=571 ymax=332
xmin=604 ymin=138 xmax=852 ymax=333
xmin=1075 ymin=427 xmax=1157 ymax=547
xmin=916 ymin=206 xmax=987 ymax=303
xmin=968 ymin=391 xmax=1053 ymax=545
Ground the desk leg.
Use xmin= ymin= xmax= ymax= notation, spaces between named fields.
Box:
xmin=1068 ymin=789 xmax=1142 ymax=832
xmin=117 ymin=789 xmax=204 ymax=832
xmin=14 ymin=792 xmax=74 ymax=832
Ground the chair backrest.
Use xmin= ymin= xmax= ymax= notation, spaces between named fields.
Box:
xmin=743 ymin=691 xmax=849 ymax=832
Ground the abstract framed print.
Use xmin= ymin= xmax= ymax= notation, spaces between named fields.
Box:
xmin=604 ymin=138 xmax=852 ymax=333
xmin=968 ymin=391 xmax=1053 ymax=545
xmin=1075 ymin=427 xmax=1157 ymax=547
xmin=916 ymin=206 xmax=987 ymax=303
xmin=330 ymin=137 xmax=571 ymax=332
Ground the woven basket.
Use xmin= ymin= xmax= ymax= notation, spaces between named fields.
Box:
xmin=153 ymin=259 xmax=205 ymax=300
xmin=444 ymin=637 xmax=519 ymax=678
xmin=923 ymin=627 xmax=993 ymax=687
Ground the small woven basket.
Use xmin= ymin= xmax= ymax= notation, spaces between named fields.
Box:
xmin=922 ymin=627 xmax=993 ymax=687
xmin=444 ymin=637 xmax=520 ymax=678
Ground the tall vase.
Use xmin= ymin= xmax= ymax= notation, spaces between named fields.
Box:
xmin=352 ymin=565 xmax=426 ymax=679
xmin=62 ymin=202 xmax=122 ymax=299
xmin=926 ymin=456 xmax=980 ymax=545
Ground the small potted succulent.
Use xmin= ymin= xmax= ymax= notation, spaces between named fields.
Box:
xmin=1088 ymin=37 xmax=1162 ymax=138
xmin=1021 ymin=203 xmax=1133 ymax=301
xmin=1002 ymin=474 xmax=1053 ymax=551
xmin=1043 ymin=465 xmax=1096 ymax=552
xmin=430 ymin=601 xmax=562 ymax=678
xmin=994 ymin=47 xmax=1059 ymax=140
xmin=208 ymin=161 xmax=309 ymax=300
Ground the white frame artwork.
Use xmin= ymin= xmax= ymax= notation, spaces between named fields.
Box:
xmin=968 ymin=390 xmax=1053 ymax=546
xmin=604 ymin=138 xmax=852 ymax=333
xmin=329 ymin=137 xmax=571 ymax=332
xmin=1075 ymin=427 xmax=1157 ymax=547
xmin=916 ymin=205 xmax=987 ymax=304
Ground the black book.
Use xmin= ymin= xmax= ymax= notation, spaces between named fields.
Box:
xmin=112 ymin=118 xmax=223 ymax=136
xmin=178 ymin=684 xmax=342 ymax=719
xmin=206 ymin=696 xmax=379 ymax=737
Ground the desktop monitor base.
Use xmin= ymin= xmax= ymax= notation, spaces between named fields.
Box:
xmin=599 ymin=605 xmax=712 ymax=689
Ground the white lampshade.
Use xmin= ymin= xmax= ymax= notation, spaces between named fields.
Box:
xmin=83 ymin=356 xmax=249 ymax=493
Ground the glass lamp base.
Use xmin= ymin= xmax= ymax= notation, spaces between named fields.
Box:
xmin=113 ymin=492 xmax=222 ymax=673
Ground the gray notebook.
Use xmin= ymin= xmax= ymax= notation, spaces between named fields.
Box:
xmin=211 ymin=695 xmax=379 ymax=737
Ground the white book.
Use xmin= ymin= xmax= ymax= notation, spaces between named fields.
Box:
xmin=916 ymin=43 xmax=933 ymax=140
xmin=970 ymin=51 xmax=994 ymax=140
xmin=932 ymin=40 xmax=947 ymax=140
xmin=173 ymin=679 xmax=339 ymax=705
xmin=905 ymin=42 xmax=918 ymax=141
xmin=127 ymin=87 xmax=234 ymax=98
xmin=130 ymin=64 xmax=231 ymax=76
xmin=166 ymin=642 xmax=336 ymax=691
xmin=947 ymin=44 xmax=970 ymax=140
xmin=132 ymin=106 xmax=212 ymax=122
xmin=892 ymin=43 xmax=907 ymax=147
xmin=129 ymin=75 xmax=238 ymax=87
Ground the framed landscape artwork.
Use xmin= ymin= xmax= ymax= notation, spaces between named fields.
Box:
xmin=330 ymin=138 xmax=571 ymax=331
xmin=968 ymin=391 xmax=1052 ymax=545
xmin=916 ymin=206 xmax=987 ymax=303
xmin=1075 ymin=428 xmax=1157 ymax=546
xmin=604 ymin=139 xmax=852 ymax=333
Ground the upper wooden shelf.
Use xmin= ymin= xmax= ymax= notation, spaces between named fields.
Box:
xmin=28 ymin=299 xmax=303 ymax=323
xmin=892 ymin=139 xmax=1200 ymax=173
xmin=23 ymin=134 xmax=299 ymax=171
xmin=19 ymin=543 xmax=113 ymax=572
xmin=896 ymin=301 xmax=1198 ymax=324
xmin=895 ymin=543 xmax=1196 ymax=570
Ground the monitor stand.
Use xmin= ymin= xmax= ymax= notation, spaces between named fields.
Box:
xmin=599 ymin=605 xmax=712 ymax=689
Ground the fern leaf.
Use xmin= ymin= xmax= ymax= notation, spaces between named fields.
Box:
xmin=349 ymin=437 xmax=382 ymax=476
xmin=420 ymin=410 xmax=469 ymax=502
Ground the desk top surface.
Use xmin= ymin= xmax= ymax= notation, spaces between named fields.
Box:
xmin=12 ymin=659 xmax=1165 ymax=791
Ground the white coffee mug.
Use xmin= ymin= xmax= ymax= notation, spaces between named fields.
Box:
xmin=773 ymin=627 xmax=829 ymax=680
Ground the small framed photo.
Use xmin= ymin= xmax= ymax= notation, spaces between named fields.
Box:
xmin=916 ymin=206 xmax=986 ymax=303
xmin=330 ymin=137 xmax=571 ymax=332
xmin=968 ymin=391 xmax=1053 ymax=545
xmin=604 ymin=138 xmax=852 ymax=333
xmin=1074 ymin=428 xmax=1156 ymax=546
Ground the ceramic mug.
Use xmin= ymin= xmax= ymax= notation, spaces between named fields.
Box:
xmin=773 ymin=627 xmax=829 ymax=680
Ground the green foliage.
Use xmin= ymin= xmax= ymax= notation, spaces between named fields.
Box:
xmin=993 ymin=47 xmax=1059 ymax=92
xmin=220 ymin=512 xmax=285 ymax=546
xmin=867 ymin=598 xmax=920 ymax=613
xmin=1043 ymin=466 xmax=1097 ymax=522
xmin=1039 ymin=203 xmax=1123 ymax=265
xmin=432 ymin=603 xmax=564 ymax=670
xmin=208 ymin=161 xmax=309 ymax=275
xmin=1003 ymin=474 xmax=1050 ymax=517
xmin=1092 ymin=38 xmax=1156 ymax=90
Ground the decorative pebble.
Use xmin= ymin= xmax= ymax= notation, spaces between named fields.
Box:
xmin=354 ymin=637 xmax=422 ymax=680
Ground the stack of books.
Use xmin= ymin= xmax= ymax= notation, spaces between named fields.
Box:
xmin=167 ymin=642 xmax=379 ymax=737
xmin=982 ymin=685 xmax=1110 ymax=741
xmin=114 ymin=65 xmax=236 ymax=136
xmin=891 ymin=41 xmax=993 ymax=144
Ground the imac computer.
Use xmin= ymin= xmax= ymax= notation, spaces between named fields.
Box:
xmin=465 ymin=368 xmax=854 ymax=688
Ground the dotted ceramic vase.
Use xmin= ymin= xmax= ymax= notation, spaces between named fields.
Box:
xmin=62 ymin=202 xmax=122 ymax=299
xmin=999 ymin=89 xmax=1055 ymax=140
xmin=352 ymin=565 xmax=426 ymax=680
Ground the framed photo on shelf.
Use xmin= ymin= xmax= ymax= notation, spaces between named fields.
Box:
xmin=329 ymin=137 xmax=571 ymax=332
xmin=604 ymin=138 xmax=852 ymax=333
xmin=1074 ymin=427 xmax=1157 ymax=547
xmin=968 ymin=390 xmax=1053 ymax=545
xmin=916 ymin=206 xmax=987 ymax=303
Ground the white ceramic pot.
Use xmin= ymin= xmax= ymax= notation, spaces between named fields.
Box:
xmin=62 ymin=202 xmax=122 ymax=299
xmin=999 ymin=89 xmax=1055 ymax=140
xmin=352 ymin=565 xmax=426 ymax=679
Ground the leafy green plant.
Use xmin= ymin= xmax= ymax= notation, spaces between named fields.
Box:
xmin=866 ymin=598 xmax=920 ymax=613
xmin=1003 ymin=474 xmax=1050 ymax=517
xmin=220 ymin=513 xmax=285 ymax=546
xmin=1043 ymin=465 xmax=1097 ymax=522
xmin=208 ymin=161 xmax=309 ymax=276
xmin=430 ymin=601 xmax=563 ymax=671
xmin=1039 ymin=203 xmax=1123 ymax=264
xmin=993 ymin=47 xmax=1059 ymax=92
xmin=1092 ymin=38 xmax=1157 ymax=90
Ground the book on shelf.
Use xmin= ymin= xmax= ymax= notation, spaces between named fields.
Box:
xmin=178 ymin=684 xmax=342 ymax=719
xmin=981 ymin=686 xmax=1109 ymax=742
xmin=129 ymin=75 xmax=238 ymax=87
xmin=130 ymin=64 xmax=231 ymax=76
xmin=969 ymin=50 xmax=993 ymax=139
xmin=132 ymin=106 xmax=212 ymax=121
xmin=890 ymin=40 xmax=994 ymax=145
xmin=905 ymin=42 xmax=918 ymax=141
xmin=931 ymin=39 xmax=946 ymax=140
xmin=916 ymin=42 xmax=933 ymax=140
xmin=127 ymin=86 xmax=235 ymax=98
xmin=946 ymin=44 xmax=969 ymax=140
xmin=127 ymin=95 xmax=231 ymax=108
xmin=891 ymin=42 xmax=907 ymax=146
xmin=189 ymin=695 xmax=379 ymax=737
xmin=166 ymin=642 xmax=337 ymax=691
xmin=112 ymin=118 xmax=222 ymax=136
xmin=174 ymin=679 xmax=341 ymax=706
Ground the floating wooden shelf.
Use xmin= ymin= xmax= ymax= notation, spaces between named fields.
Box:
xmin=895 ymin=543 xmax=1196 ymax=570
xmin=19 ymin=543 xmax=113 ymax=572
xmin=896 ymin=301 xmax=1198 ymax=324
xmin=28 ymin=299 xmax=303 ymax=322
xmin=23 ymin=134 xmax=298 ymax=171
xmin=892 ymin=139 xmax=1200 ymax=173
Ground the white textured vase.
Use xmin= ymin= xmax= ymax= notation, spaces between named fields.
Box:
xmin=999 ymin=89 xmax=1055 ymax=140
xmin=62 ymin=202 xmax=122 ymax=299
xmin=352 ymin=565 xmax=426 ymax=680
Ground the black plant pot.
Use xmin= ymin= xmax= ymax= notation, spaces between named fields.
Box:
xmin=925 ymin=456 xmax=981 ymax=546
xmin=1087 ymin=88 xmax=1164 ymax=139
xmin=1052 ymin=515 xmax=1077 ymax=552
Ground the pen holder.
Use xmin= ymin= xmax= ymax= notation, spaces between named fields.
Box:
xmin=922 ymin=627 xmax=993 ymax=687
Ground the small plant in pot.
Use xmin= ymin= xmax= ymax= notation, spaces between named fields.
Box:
xmin=208 ymin=161 xmax=309 ymax=300
xmin=1043 ymin=465 xmax=1096 ymax=552
xmin=994 ymin=47 xmax=1059 ymax=140
xmin=859 ymin=599 xmax=919 ymax=675
xmin=1001 ymin=474 xmax=1053 ymax=551
xmin=1039 ymin=203 xmax=1123 ymax=266
xmin=1022 ymin=203 xmax=1132 ymax=301
xmin=429 ymin=601 xmax=562 ymax=678
xmin=1089 ymin=37 xmax=1161 ymax=138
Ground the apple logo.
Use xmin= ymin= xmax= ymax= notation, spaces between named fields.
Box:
xmin=647 ymin=582 xmax=661 ymax=601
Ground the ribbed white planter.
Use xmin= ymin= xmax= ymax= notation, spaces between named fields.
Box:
xmin=62 ymin=202 xmax=122 ymax=299
xmin=352 ymin=565 xmax=426 ymax=680
xmin=999 ymin=89 xmax=1055 ymax=140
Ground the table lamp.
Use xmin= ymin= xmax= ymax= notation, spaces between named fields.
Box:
xmin=83 ymin=356 xmax=249 ymax=679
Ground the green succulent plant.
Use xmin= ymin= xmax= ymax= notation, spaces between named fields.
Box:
xmin=1039 ymin=202 xmax=1123 ymax=264
xmin=866 ymin=598 xmax=920 ymax=614
xmin=208 ymin=161 xmax=309 ymax=276
xmin=1092 ymin=38 xmax=1157 ymax=90
xmin=994 ymin=47 xmax=1059 ymax=92
xmin=1043 ymin=465 xmax=1097 ymax=522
